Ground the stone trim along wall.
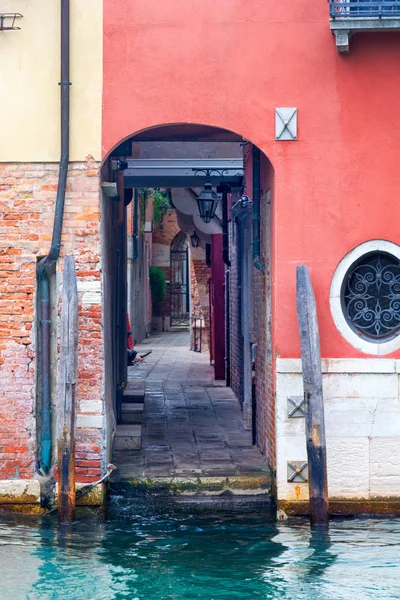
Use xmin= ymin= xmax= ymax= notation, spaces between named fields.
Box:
xmin=277 ymin=358 xmax=400 ymax=510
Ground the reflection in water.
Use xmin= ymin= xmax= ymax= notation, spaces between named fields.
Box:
xmin=28 ymin=514 xmax=113 ymax=600
xmin=306 ymin=524 xmax=336 ymax=580
xmin=101 ymin=499 xmax=284 ymax=599
xmin=0 ymin=501 xmax=400 ymax=600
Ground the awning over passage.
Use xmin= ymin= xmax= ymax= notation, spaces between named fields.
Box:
xmin=120 ymin=158 xmax=244 ymax=188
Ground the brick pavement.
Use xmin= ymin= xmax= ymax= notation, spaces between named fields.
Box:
xmin=113 ymin=332 xmax=270 ymax=487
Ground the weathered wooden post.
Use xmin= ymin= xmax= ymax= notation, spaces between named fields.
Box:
xmin=296 ymin=265 xmax=329 ymax=524
xmin=57 ymin=256 xmax=78 ymax=524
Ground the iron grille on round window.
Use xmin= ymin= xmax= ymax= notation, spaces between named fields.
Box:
xmin=341 ymin=251 xmax=400 ymax=342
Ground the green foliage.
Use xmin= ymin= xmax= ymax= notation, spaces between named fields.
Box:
xmin=153 ymin=189 xmax=171 ymax=225
xmin=149 ymin=266 xmax=166 ymax=304
xmin=138 ymin=188 xmax=171 ymax=230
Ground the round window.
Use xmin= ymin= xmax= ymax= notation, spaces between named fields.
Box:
xmin=341 ymin=251 xmax=400 ymax=343
xmin=330 ymin=241 xmax=400 ymax=355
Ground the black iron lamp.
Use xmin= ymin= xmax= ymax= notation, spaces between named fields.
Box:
xmin=190 ymin=231 xmax=200 ymax=248
xmin=192 ymin=166 xmax=242 ymax=224
xmin=196 ymin=182 xmax=219 ymax=223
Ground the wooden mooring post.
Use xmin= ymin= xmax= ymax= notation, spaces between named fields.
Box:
xmin=296 ymin=265 xmax=329 ymax=524
xmin=57 ymin=256 xmax=78 ymax=524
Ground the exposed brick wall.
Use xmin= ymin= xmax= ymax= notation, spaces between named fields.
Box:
xmin=253 ymin=159 xmax=275 ymax=473
xmin=0 ymin=159 xmax=103 ymax=483
xmin=151 ymin=211 xmax=180 ymax=321
xmin=229 ymin=222 xmax=244 ymax=405
xmin=151 ymin=212 xmax=210 ymax=350
xmin=190 ymin=254 xmax=210 ymax=351
xmin=228 ymin=152 xmax=275 ymax=476
xmin=152 ymin=210 xmax=180 ymax=247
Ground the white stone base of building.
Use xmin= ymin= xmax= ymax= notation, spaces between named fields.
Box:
xmin=276 ymin=358 xmax=400 ymax=510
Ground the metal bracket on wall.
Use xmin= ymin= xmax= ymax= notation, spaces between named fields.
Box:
xmin=275 ymin=108 xmax=297 ymax=141
xmin=287 ymin=461 xmax=308 ymax=483
xmin=0 ymin=13 xmax=23 ymax=31
xmin=287 ymin=395 xmax=306 ymax=418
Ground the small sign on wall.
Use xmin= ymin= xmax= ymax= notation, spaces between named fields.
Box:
xmin=152 ymin=243 xmax=170 ymax=267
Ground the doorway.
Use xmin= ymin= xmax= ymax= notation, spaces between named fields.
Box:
xmin=101 ymin=123 xmax=274 ymax=479
xmin=170 ymin=232 xmax=190 ymax=328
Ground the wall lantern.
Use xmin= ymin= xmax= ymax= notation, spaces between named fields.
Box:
xmin=190 ymin=231 xmax=200 ymax=248
xmin=196 ymin=183 xmax=219 ymax=224
xmin=192 ymin=166 xmax=243 ymax=224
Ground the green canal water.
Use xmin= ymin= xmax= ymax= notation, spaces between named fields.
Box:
xmin=1 ymin=498 xmax=400 ymax=600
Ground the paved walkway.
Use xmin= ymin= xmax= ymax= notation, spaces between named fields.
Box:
xmin=113 ymin=332 xmax=270 ymax=494
xmin=129 ymin=331 xmax=216 ymax=386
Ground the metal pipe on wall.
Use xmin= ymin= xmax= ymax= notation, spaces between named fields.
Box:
xmin=225 ymin=268 xmax=231 ymax=387
xmin=221 ymin=189 xmax=231 ymax=267
xmin=133 ymin=188 xmax=139 ymax=261
xmin=37 ymin=0 xmax=70 ymax=473
xmin=252 ymin=146 xmax=261 ymax=261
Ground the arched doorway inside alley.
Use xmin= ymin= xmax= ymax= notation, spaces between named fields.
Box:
xmin=170 ymin=231 xmax=190 ymax=328
xmin=101 ymin=123 xmax=275 ymax=503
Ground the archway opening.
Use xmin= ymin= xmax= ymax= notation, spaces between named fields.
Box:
xmin=169 ymin=231 xmax=190 ymax=328
xmin=100 ymin=123 xmax=275 ymax=498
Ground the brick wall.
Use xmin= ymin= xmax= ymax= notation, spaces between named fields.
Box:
xmin=151 ymin=212 xmax=210 ymax=349
xmin=228 ymin=153 xmax=275 ymax=476
xmin=151 ymin=211 xmax=180 ymax=321
xmin=190 ymin=253 xmax=210 ymax=351
xmin=253 ymin=163 xmax=275 ymax=473
xmin=229 ymin=222 xmax=244 ymax=405
xmin=152 ymin=210 xmax=180 ymax=247
xmin=0 ymin=158 xmax=103 ymax=483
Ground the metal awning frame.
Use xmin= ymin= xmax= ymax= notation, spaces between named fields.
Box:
xmin=119 ymin=158 xmax=244 ymax=188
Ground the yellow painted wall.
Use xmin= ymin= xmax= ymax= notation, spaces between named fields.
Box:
xmin=0 ymin=0 xmax=102 ymax=162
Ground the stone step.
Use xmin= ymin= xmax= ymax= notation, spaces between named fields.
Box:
xmin=114 ymin=425 xmax=142 ymax=451
xmin=109 ymin=476 xmax=272 ymax=508
xmin=123 ymin=382 xmax=145 ymax=403
xmin=121 ymin=402 xmax=144 ymax=424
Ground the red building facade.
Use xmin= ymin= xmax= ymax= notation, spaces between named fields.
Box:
xmin=101 ymin=1 xmax=400 ymax=509
xmin=2 ymin=0 xmax=400 ymax=511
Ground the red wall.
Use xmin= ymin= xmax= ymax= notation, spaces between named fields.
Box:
xmin=103 ymin=0 xmax=400 ymax=359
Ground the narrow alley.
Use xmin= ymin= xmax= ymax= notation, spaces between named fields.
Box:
xmin=112 ymin=332 xmax=271 ymax=504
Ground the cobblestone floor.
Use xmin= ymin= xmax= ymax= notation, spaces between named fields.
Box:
xmin=113 ymin=331 xmax=269 ymax=481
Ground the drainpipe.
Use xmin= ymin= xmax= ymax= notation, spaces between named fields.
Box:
xmin=133 ymin=189 xmax=139 ymax=261
xmin=252 ymin=146 xmax=264 ymax=272
xmin=37 ymin=0 xmax=70 ymax=474
xmin=221 ymin=188 xmax=231 ymax=385
xmin=225 ymin=268 xmax=231 ymax=387
xmin=221 ymin=189 xmax=231 ymax=267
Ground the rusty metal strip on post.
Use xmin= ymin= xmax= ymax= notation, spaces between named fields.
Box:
xmin=57 ymin=256 xmax=78 ymax=524
xmin=296 ymin=265 xmax=329 ymax=524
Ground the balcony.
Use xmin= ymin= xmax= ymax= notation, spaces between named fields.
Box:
xmin=329 ymin=1 xmax=400 ymax=52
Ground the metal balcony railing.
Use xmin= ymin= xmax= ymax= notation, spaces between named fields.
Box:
xmin=329 ymin=0 xmax=400 ymax=51
xmin=329 ymin=0 xmax=400 ymax=18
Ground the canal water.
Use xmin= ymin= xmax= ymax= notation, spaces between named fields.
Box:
xmin=1 ymin=498 xmax=400 ymax=600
